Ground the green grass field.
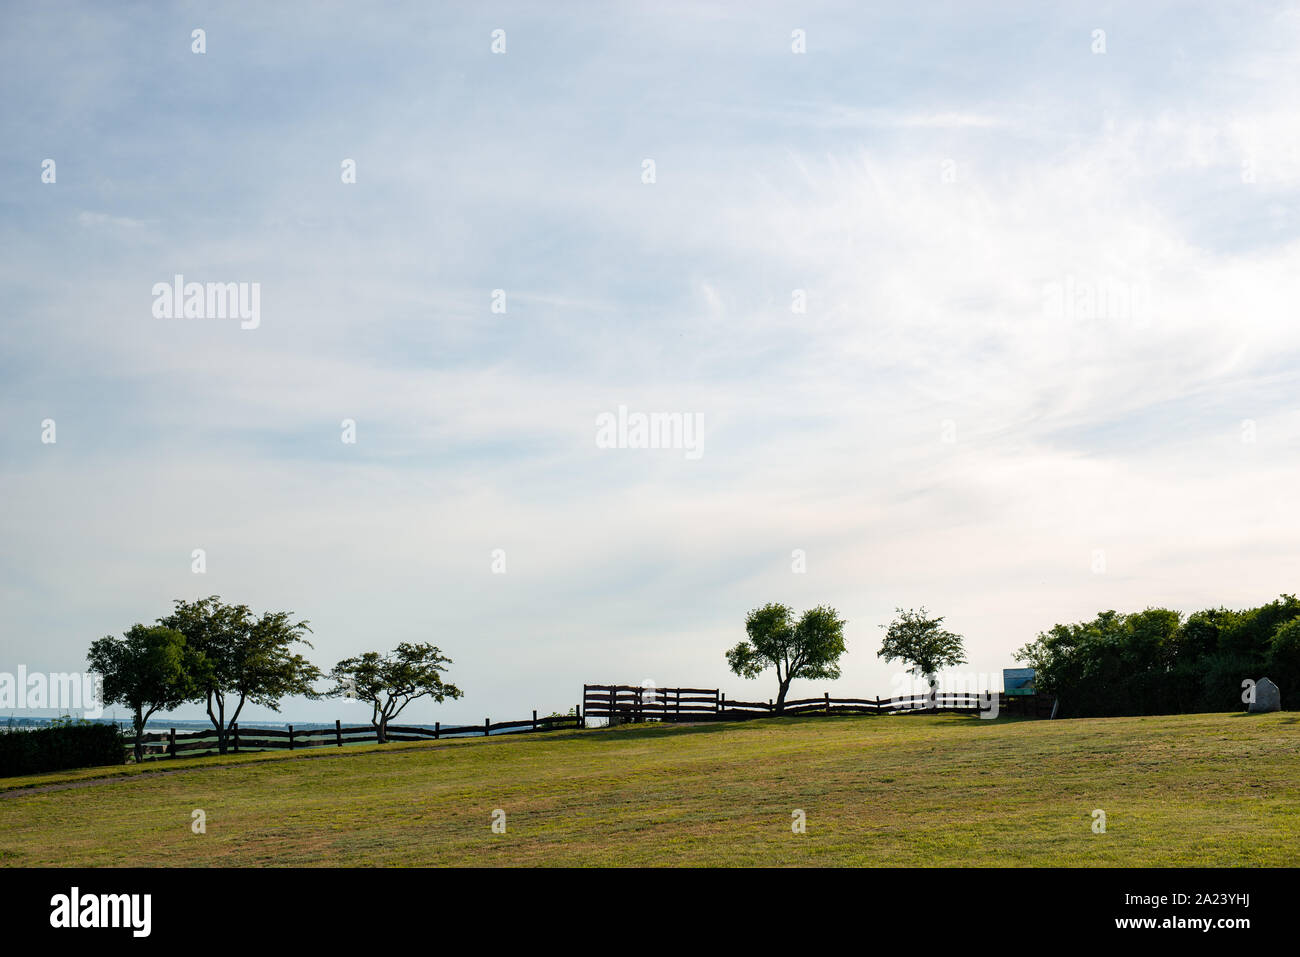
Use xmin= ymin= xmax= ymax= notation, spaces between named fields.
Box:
xmin=2 ymin=711 xmax=1296 ymax=866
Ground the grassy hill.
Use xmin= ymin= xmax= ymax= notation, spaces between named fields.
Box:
xmin=1 ymin=711 xmax=1297 ymax=866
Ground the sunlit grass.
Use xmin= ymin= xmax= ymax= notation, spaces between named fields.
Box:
xmin=1 ymin=711 xmax=1296 ymax=866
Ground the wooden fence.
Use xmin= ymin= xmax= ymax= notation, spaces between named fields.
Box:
xmin=583 ymin=684 xmax=1055 ymax=722
xmin=130 ymin=709 xmax=584 ymax=761
xmin=130 ymin=685 xmax=1055 ymax=760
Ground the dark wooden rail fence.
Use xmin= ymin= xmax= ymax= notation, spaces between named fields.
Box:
xmin=583 ymin=684 xmax=1055 ymax=723
xmin=129 ymin=707 xmax=584 ymax=761
xmin=131 ymin=685 xmax=1052 ymax=760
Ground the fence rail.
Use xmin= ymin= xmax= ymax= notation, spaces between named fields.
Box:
xmin=128 ymin=685 xmax=1055 ymax=761
xmin=583 ymin=684 xmax=1055 ymax=722
xmin=129 ymin=709 xmax=584 ymax=761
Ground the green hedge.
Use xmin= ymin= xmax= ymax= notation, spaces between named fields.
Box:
xmin=0 ymin=722 xmax=126 ymax=778
xmin=1017 ymin=596 xmax=1300 ymax=718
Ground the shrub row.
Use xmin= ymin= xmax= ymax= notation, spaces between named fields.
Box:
xmin=0 ymin=722 xmax=126 ymax=778
xmin=1017 ymin=596 xmax=1300 ymax=717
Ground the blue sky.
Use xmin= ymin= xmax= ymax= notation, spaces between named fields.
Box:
xmin=3 ymin=1 xmax=1300 ymax=724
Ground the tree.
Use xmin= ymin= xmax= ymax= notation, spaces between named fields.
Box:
xmin=878 ymin=607 xmax=967 ymax=706
xmin=1015 ymin=597 xmax=1300 ymax=718
xmin=726 ymin=603 xmax=847 ymax=711
xmin=88 ymin=625 xmax=194 ymax=762
xmin=325 ymin=642 xmax=463 ymax=743
xmin=158 ymin=596 xmax=321 ymax=753
xmin=1267 ymin=617 xmax=1300 ymax=702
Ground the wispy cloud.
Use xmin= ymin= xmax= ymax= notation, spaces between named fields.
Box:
xmin=3 ymin=2 xmax=1300 ymax=722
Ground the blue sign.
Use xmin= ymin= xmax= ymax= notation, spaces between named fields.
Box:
xmin=1003 ymin=668 xmax=1035 ymax=696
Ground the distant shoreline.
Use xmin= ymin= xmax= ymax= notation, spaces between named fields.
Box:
xmin=2 ymin=716 xmax=481 ymax=733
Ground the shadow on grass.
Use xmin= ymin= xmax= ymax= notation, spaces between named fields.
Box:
xmin=569 ymin=711 xmax=1031 ymax=742
xmin=1227 ymin=711 xmax=1298 ymax=723
xmin=563 ymin=722 xmax=740 ymax=742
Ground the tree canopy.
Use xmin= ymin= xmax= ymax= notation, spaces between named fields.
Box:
xmin=878 ymin=607 xmax=967 ymax=698
xmin=1017 ymin=595 xmax=1300 ymax=717
xmin=326 ymin=642 xmax=463 ymax=742
xmin=88 ymin=624 xmax=194 ymax=761
xmin=158 ymin=596 xmax=321 ymax=752
xmin=726 ymin=603 xmax=847 ymax=710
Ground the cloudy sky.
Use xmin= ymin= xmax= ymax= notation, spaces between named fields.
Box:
xmin=3 ymin=1 xmax=1300 ymax=724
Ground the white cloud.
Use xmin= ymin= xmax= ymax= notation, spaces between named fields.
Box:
xmin=4 ymin=3 xmax=1300 ymax=721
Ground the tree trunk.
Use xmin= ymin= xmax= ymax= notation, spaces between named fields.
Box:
xmin=376 ymin=717 xmax=387 ymax=744
xmin=776 ymin=680 xmax=791 ymax=712
xmin=133 ymin=706 xmax=145 ymax=763
xmin=223 ymin=693 xmax=246 ymax=754
xmin=207 ymin=692 xmax=229 ymax=754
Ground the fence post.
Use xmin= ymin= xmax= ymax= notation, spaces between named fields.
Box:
xmin=232 ymin=722 xmax=239 ymax=753
xmin=434 ymin=721 xmax=440 ymax=740
xmin=721 ymin=691 xmax=726 ymax=714
xmin=609 ymin=688 xmax=615 ymax=725
xmin=676 ymin=688 xmax=681 ymax=720
xmin=576 ymin=704 xmax=581 ymax=728
xmin=288 ymin=724 xmax=294 ymax=751
xmin=484 ymin=718 xmax=490 ymax=737
xmin=532 ymin=709 xmax=537 ymax=732
xmin=824 ymin=692 xmax=830 ymax=714
xmin=335 ymin=719 xmax=342 ymax=747
xmin=168 ymin=728 xmax=176 ymax=759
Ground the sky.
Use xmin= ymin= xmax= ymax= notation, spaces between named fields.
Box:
xmin=3 ymin=1 xmax=1300 ymax=725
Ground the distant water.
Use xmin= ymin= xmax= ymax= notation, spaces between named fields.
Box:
xmin=4 ymin=716 xmax=572 ymax=738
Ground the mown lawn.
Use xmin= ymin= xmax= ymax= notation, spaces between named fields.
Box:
xmin=1 ymin=711 xmax=1296 ymax=866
